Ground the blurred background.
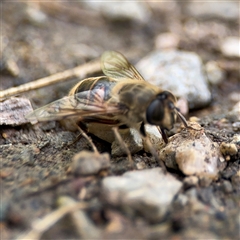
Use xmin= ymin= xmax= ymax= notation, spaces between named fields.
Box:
xmin=1 ymin=2 xmax=240 ymax=239
xmin=1 ymin=1 xmax=239 ymax=112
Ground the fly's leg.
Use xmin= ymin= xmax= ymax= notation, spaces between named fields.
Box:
xmin=72 ymin=124 xmax=98 ymax=154
xmin=67 ymin=132 xmax=83 ymax=147
xmin=112 ymin=127 xmax=134 ymax=168
xmin=76 ymin=125 xmax=98 ymax=153
xmin=140 ymin=123 xmax=167 ymax=173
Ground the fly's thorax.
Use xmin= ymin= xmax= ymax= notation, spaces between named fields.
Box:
xmin=111 ymin=81 xmax=160 ymax=125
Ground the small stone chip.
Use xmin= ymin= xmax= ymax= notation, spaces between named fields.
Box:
xmin=0 ymin=97 xmax=34 ymax=126
xmin=71 ymin=151 xmax=110 ymax=176
xmin=220 ymin=142 xmax=238 ymax=158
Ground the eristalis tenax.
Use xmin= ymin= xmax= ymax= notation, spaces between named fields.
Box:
xmin=26 ymin=51 xmax=191 ymax=169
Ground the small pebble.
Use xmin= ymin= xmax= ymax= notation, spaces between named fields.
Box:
xmin=229 ymin=91 xmax=240 ymax=102
xmin=231 ymin=135 xmax=240 ymax=145
xmin=220 ymin=37 xmax=240 ymax=58
xmin=155 ymin=32 xmax=180 ymax=49
xmin=159 ymin=122 xmax=225 ymax=177
xmin=176 ymin=98 xmax=189 ymax=115
xmin=228 ymin=101 xmax=240 ymax=121
xmin=25 ymin=4 xmax=47 ymax=26
xmin=222 ymin=180 xmax=233 ymax=194
xmin=198 ymin=176 xmax=213 ymax=187
xmin=205 ymin=61 xmax=224 ymax=85
xmin=175 ymin=193 xmax=188 ymax=206
xmin=183 ymin=176 xmax=199 ymax=187
xmin=189 ymin=116 xmax=200 ymax=123
xmin=232 ymin=122 xmax=240 ymax=131
xmin=231 ymin=171 xmax=240 ymax=192
xmin=220 ymin=142 xmax=238 ymax=158
xmin=3 ymin=59 xmax=20 ymax=77
xmin=21 ymin=149 xmax=35 ymax=166
xmin=136 ymin=161 xmax=147 ymax=170
xmin=143 ymin=124 xmax=164 ymax=152
xmin=71 ymin=151 xmax=110 ymax=176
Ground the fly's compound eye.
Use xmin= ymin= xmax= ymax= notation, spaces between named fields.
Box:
xmin=146 ymin=98 xmax=164 ymax=125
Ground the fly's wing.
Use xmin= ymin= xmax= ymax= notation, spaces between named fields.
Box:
xmin=25 ymin=89 xmax=124 ymax=122
xmin=101 ymin=51 xmax=145 ymax=81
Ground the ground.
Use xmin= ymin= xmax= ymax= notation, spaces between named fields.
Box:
xmin=1 ymin=2 xmax=239 ymax=239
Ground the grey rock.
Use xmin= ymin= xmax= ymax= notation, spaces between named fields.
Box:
xmin=83 ymin=2 xmax=151 ymax=23
xmin=143 ymin=124 xmax=164 ymax=153
xmin=228 ymin=101 xmax=240 ymax=121
xmin=220 ymin=142 xmax=238 ymax=158
xmin=231 ymin=171 xmax=240 ymax=192
xmin=3 ymin=59 xmax=20 ymax=77
xmin=222 ymin=180 xmax=233 ymax=194
xmin=186 ymin=1 xmax=239 ymax=21
xmin=21 ymin=148 xmax=35 ymax=166
xmin=101 ymin=168 xmax=182 ymax=222
xmin=136 ymin=50 xmax=211 ymax=109
xmin=232 ymin=122 xmax=240 ymax=131
xmin=71 ymin=151 xmax=110 ymax=176
xmin=25 ymin=4 xmax=47 ymax=26
xmin=175 ymin=193 xmax=188 ymax=206
xmin=205 ymin=61 xmax=225 ymax=85
xmin=0 ymin=97 xmax=34 ymax=126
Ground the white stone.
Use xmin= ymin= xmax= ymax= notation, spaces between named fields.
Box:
xmin=205 ymin=61 xmax=224 ymax=85
xmin=220 ymin=37 xmax=240 ymax=58
xmin=228 ymin=101 xmax=240 ymax=121
xmin=25 ymin=5 xmax=47 ymax=25
xmin=155 ymin=32 xmax=180 ymax=50
xmin=136 ymin=50 xmax=211 ymax=109
xmin=143 ymin=124 xmax=164 ymax=152
xmin=159 ymin=122 xmax=225 ymax=178
xmin=83 ymin=1 xmax=151 ymax=23
xmin=186 ymin=2 xmax=239 ymax=20
xmin=102 ymin=168 xmax=183 ymax=222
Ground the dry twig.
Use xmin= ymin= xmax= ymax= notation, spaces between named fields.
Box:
xmin=0 ymin=60 xmax=101 ymax=99
xmin=16 ymin=197 xmax=99 ymax=240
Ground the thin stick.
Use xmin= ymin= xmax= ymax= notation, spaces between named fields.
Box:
xmin=58 ymin=196 xmax=101 ymax=239
xmin=17 ymin=201 xmax=89 ymax=240
xmin=0 ymin=60 xmax=101 ymax=99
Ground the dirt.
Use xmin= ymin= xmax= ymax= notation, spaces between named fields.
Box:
xmin=1 ymin=2 xmax=239 ymax=240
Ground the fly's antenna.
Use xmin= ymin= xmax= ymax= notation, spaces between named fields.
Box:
xmin=168 ymin=102 xmax=189 ymax=128
xmin=174 ymin=107 xmax=202 ymax=131
xmin=174 ymin=107 xmax=188 ymax=128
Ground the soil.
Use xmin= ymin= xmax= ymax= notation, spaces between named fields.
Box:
xmin=1 ymin=2 xmax=239 ymax=240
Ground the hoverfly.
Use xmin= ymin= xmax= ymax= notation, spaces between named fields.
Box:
xmin=26 ymin=51 xmax=189 ymax=169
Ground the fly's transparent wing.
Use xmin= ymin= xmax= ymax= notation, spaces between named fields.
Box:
xmin=25 ymin=90 xmax=123 ymax=122
xmin=101 ymin=51 xmax=145 ymax=81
